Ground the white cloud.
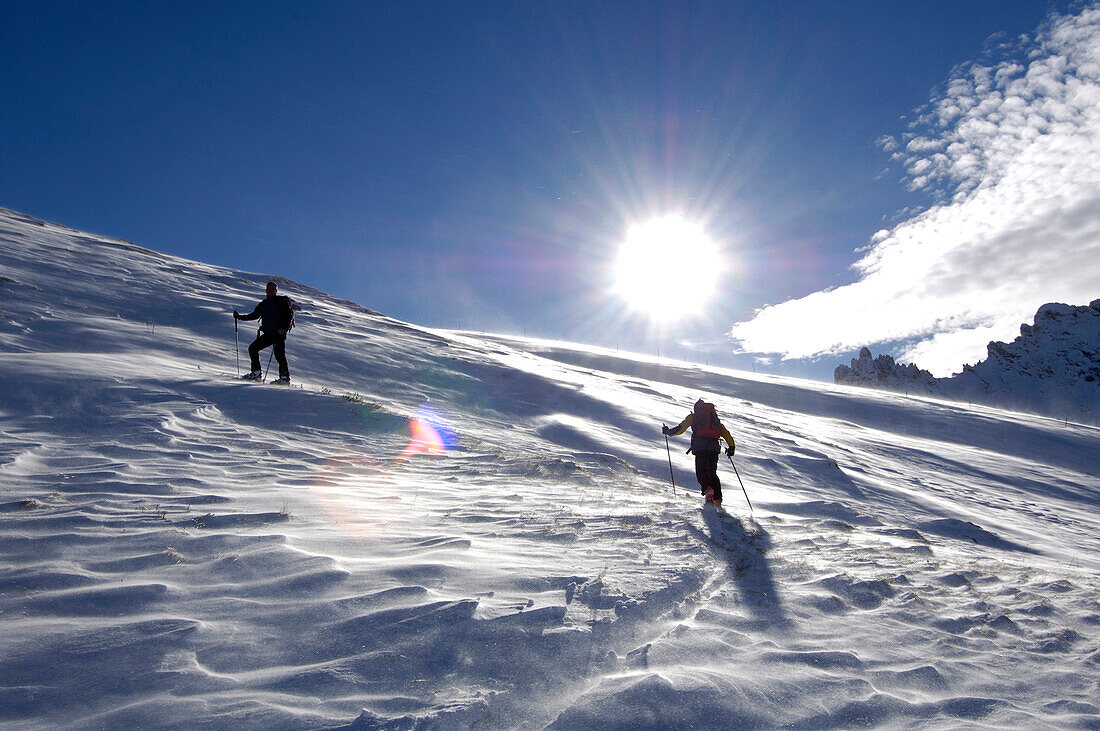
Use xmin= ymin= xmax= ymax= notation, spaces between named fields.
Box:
xmin=897 ymin=322 xmax=1009 ymax=375
xmin=728 ymin=4 xmax=1100 ymax=377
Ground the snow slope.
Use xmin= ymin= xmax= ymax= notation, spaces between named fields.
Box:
xmin=2 ymin=207 xmax=1100 ymax=729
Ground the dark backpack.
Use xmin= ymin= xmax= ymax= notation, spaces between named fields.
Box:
xmin=280 ymin=295 xmax=296 ymax=331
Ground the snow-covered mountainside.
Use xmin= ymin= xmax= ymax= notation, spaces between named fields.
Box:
xmin=947 ymin=302 xmax=1100 ymax=422
xmin=835 ymin=302 xmax=1100 ymax=425
xmin=3 ymin=207 xmax=1100 ymax=729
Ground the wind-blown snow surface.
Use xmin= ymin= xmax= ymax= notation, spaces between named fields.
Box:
xmin=2 ymin=207 xmax=1100 ymax=729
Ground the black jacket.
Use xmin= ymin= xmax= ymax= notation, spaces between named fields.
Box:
xmin=240 ymin=295 xmax=293 ymax=334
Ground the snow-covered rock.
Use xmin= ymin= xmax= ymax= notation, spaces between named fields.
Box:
xmin=834 ymin=347 xmax=940 ymax=395
xmin=943 ymin=301 xmax=1100 ymax=422
xmin=837 ymin=302 xmax=1100 ymax=424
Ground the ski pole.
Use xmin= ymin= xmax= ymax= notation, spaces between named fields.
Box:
xmin=663 ymin=425 xmax=675 ymax=494
xmin=263 ymin=348 xmax=274 ymax=383
xmin=728 ymin=455 xmax=754 ymax=516
xmin=234 ymin=316 xmax=240 ymax=377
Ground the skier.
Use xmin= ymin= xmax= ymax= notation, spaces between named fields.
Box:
xmin=234 ymin=281 xmax=294 ymax=383
xmin=663 ymin=399 xmax=736 ymax=508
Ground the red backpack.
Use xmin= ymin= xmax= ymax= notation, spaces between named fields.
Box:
xmin=693 ymin=400 xmax=721 ymax=438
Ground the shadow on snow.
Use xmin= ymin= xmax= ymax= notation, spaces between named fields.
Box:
xmin=692 ymin=508 xmax=789 ymax=628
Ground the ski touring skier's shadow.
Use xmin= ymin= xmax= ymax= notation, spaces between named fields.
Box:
xmin=697 ymin=507 xmax=790 ymax=628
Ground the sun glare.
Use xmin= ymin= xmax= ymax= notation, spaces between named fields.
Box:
xmin=613 ymin=215 xmax=721 ymax=321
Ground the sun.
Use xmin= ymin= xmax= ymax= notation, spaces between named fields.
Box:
xmin=613 ymin=215 xmax=722 ymax=321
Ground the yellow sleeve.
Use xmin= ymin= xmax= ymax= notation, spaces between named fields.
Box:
xmin=667 ymin=413 xmax=693 ymax=436
xmin=719 ymin=424 xmax=735 ymax=448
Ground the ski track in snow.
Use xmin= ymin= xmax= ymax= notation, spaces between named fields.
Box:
xmin=2 ymin=208 xmax=1100 ymax=729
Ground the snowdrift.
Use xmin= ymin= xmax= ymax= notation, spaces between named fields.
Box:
xmin=2 ymin=208 xmax=1099 ymax=728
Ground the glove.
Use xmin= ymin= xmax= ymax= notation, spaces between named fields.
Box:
xmin=725 ymin=444 xmax=735 ymax=457
xmin=233 ymin=310 xmax=239 ymax=319
xmin=662 ymin=425 xmax=669 ymax=435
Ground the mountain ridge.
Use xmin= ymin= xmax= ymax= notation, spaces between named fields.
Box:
xmin=835 ymin=300 xmax=1100 ymax=424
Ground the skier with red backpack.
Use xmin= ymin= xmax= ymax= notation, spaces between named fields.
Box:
xmin=234 ymin=281 xmax=295 ymax=383
xmin=663 ymin=399 xmax=736 ymax=508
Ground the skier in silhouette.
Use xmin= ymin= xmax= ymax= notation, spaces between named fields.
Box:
xmin=663 ymin=399 xmax=736 ymax=508
xmin=234 ymin=281 xmax=294 ymax=383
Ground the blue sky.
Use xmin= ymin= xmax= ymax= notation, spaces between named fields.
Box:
xmin=4 ymin=1 xmax=1096 ymax=380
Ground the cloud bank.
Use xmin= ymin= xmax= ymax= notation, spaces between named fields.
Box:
xmin=728 ymin=4 xmax=1100 ymax=376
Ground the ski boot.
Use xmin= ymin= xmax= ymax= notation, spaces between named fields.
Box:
xmin=242 ymin=370 xmax=262 ymax=381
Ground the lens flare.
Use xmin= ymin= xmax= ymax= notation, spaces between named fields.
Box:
xmin=309 ymin=404 xmax=456 ymax=542
xmin=399 ymin=405 xmax=454 ymax=461
xmin=311 ymin=453 xmax=403 ymax=541
xmin=397 ymin=415 xmax=447 ymax=462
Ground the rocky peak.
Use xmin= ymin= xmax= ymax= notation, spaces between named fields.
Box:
xmin=834 ymin=300 xmax=1100 ymax=424
xmin=834 ymin=348 xmax=940 ymax=394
